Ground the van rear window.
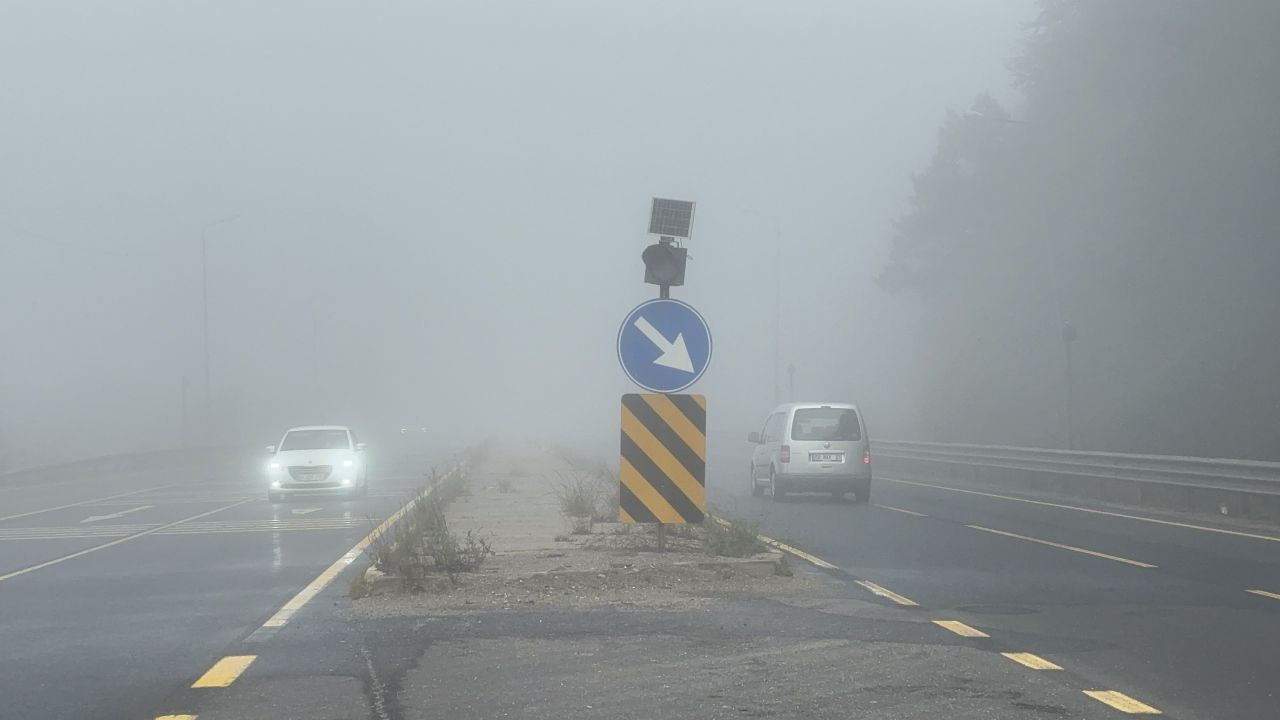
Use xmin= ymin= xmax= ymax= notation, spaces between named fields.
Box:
xmin=791 ymin=408 xmax=861 ymax=441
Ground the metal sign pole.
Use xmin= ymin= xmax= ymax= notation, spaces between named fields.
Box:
xmin=623 ymin=197 xmax=707 ymax=553
xmin=658 ymin=281 xmax=669 ymax=551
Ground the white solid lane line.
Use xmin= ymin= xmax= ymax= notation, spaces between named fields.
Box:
xmin=80 ymin=505 xmax=155 ymax=523
xmin=966 ymin=524 xmax=1158 ymax=568
xmin=874 ymin=503 xmax=928 ymax=517
xmin=884 ymin=476 xmax=1280 ymax=544
xmin=0 ymin=483 xmax=179 ymax=522
xmin=0 ymin=498 xmax=252 ymax=584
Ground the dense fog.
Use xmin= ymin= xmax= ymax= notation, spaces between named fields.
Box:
xmin=1 ymin=1 xmax=1030 ymax=469
xmin=11 ymin=2 xmax=1274 ymax=470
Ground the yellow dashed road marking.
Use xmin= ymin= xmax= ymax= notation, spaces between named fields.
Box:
xmin=1001 ymin=652 xmax=1062 ymax=670
xmin=966 ymin=524 xmax=1157 ymax=568
xmin=708 ymin=516 xmax=839 ymax=570
xmin=1083 ymin=690 xmax=1162 ymax=714
xmin=191 ymin=655 xmax=256 ymax=688
xmin=156 ymin=715 xmax=197 ymax=719
xmin=709 ymin=517 xmax=920 ymax=608
xmin=874 ymin=504 xmax=928 ymax=517
xmin=933 ymin=620 xmax=989 ymax=638
xmin=259 ymin=483 xmax=439 ymax=629
xmin=757 ymin=533 xmax=839 ymax=570
xmin=855 ymin=580 xmax=920 ymax=607
xmin=1247 ymin=589 xmax=1280 ymax=601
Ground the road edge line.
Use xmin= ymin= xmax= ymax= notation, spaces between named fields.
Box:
xmin=247 ymin=474 xmax=451 ymax=637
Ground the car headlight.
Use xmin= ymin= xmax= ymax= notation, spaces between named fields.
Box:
xmin=269 ymin=462 xmax=281 ymax=470
xmin=343 ymin=459 xmax=355 ymax=468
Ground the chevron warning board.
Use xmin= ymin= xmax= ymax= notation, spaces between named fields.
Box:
xmin=619 ymin=393 xmax=706 ymax=524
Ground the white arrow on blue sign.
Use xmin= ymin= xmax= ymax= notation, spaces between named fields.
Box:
xmin=617 ymin=298 xmax=712 ymax=393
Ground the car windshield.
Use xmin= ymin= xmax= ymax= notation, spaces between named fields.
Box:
xmin=791 ymin=409 xmax=861 ymax=441
xmin=280 ymin=429 xmax=349 ymax=451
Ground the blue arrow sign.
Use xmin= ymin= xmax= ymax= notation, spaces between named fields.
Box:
xmin=617 ymin=298 xmax=712 ymax=393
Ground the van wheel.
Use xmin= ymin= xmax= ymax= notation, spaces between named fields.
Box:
xmin=853 ymin=489 xmax=870 ymax=504
xmin=751 ymin=465 xmax=763 ymax=497
xmin=770 ymin=471 xmax=786 ymax=501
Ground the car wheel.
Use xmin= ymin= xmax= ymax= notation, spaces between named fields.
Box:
xmin=770 ymin=470 xmax=786 ymax=502
xmin=751 ymin=465 xmax=763 ymax=497
xmin=267 ymin=490 xmax=282 ymax=503
xmin=852 ymin=489 xmax=870 ymax=504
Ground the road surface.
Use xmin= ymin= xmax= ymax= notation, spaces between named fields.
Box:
xmin=0 ymin=455 xmax=428 ymax=720
xmin=710 ymin=442 xmax=1280 ymax=719
xmin=2 ymin=441 xmax=1277 ymax=719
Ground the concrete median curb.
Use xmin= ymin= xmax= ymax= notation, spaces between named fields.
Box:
xmin=674 ymin=549 xmax=787 ymax=578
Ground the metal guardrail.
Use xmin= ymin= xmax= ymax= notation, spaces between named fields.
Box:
xmin=874 ymin=439 xmax=1280 ymax=497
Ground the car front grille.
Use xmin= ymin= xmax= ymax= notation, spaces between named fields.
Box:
xmin=288 ymin=465 xmax=333 ymax=483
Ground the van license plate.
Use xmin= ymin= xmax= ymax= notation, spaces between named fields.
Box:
xmin=809 ymin=452 xmax=843 ymax=463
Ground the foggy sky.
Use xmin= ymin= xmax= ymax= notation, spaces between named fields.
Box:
xmin=0 ymin=1 xmax=1034 ymax=467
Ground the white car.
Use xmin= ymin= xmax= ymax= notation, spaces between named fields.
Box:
xmin=265 ymin=425 xmax=368 ymax=502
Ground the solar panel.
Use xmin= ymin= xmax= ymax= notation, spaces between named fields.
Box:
xmin=648 ymin=198 xmax=696 ymax=238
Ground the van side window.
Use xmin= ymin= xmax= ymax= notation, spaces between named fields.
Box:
xmin=764 ymin=412 xmax=786 ymax=443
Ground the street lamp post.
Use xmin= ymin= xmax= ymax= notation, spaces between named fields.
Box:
xmin=741 ymin=208 xmax=784 ymax=405
xmin=201 ymin=215 xmax=239 ymax=423
xmin=1062 ymin=321 xmax=1077 ymax=450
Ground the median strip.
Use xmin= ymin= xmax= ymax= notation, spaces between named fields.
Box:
xmin=1001 ymin=652 xmax=1062 ymax=670
xmin=966 ymin=524 xmax=1157 ymax=568
xmin=191 ymin=655 xmax=256 ymax=688
xmin=1246 ymin=589 xmax=1280 ymax=601
xmin=1083 ymin=690 xmax=1162 ymax=714
xmin=155 ymin=715 xmax=197 ymax=719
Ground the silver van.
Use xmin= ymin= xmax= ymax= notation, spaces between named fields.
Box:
xmin=748 ymin=403 xmax=871 ymax=502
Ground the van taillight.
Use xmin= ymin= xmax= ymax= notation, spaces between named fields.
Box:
xmin=863 ymin=451 xmax=871 ymax=464
xmin=780 ymin=445 xmax=791 ymax=463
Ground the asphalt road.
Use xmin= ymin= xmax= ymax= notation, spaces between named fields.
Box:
xmin=4 ymin=441 xmax=1278 ymax=719
xmin=708 ymin=442 xmax=1280 ymax=720
xmin=0 ymin=454 xmax=430 ymax=720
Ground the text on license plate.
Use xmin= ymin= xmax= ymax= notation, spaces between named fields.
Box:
xmin=809 ymin=452 xmax=844 ymax=463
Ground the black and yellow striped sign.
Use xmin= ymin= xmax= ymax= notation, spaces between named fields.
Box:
xmin=619 ymin=393 xmax=706 ymax=524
